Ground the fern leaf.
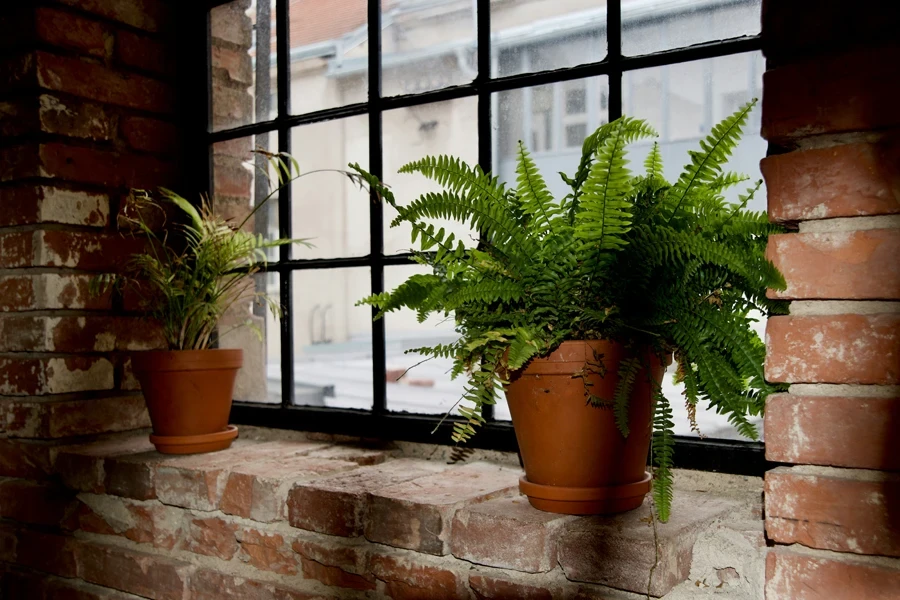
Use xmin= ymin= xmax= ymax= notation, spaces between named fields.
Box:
xmin=644 ymin=142 xmax=664 ymax=179
xmin=612 ymin=356 xmax=641 ymax=437
xmin=651 ymin=387 xmax=675 ymax=522
xmin=515 ymin=142 xmax=562 ymax=236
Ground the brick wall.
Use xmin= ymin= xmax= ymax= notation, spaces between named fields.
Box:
xmin=760 ymin=1 xmax=900 ymax=598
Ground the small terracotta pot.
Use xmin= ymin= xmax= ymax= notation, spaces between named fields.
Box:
xmin=506 ymin=340 xmax=665 ymax=515
xmin=132 ymin=348 xmax=242 ymax=454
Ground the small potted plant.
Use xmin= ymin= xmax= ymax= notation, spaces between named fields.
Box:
xmin=99 ymin=153 xmax=348 ymax=455
xmin=352 ymin=100 xmax=786 ymax=521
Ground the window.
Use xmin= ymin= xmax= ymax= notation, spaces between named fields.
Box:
xmin=204 ymin=0 xmax=767 ymax=474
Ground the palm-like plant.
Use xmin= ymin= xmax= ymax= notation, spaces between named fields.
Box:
xmin=352 ymin=100 xmax=787 ymax=521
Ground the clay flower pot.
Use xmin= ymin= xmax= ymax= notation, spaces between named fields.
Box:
xmin=132 ymin=348 xmax=242 ymax=454
xmin=506 ymin=340 xmax=665 ymax=515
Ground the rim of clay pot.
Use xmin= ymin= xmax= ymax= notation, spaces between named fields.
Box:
xmin=132 ymin=348 xmax=243 ymax=372
xmin=519 ymin=472 xmax=652 ymax=501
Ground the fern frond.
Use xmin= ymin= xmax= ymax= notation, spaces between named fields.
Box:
xmin=651 ymin=387 xmax=675 ymax=522
xmin=644 ymin=142 xmax=664 ymax=179
xmin=612 ymin=356 xmax=641 ymax=437
xmin=515 ymin=142 xmax=562 ymax=236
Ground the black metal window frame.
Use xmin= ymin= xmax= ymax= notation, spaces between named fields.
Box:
xmin=199 ymin=0 xmax=771 ymax=476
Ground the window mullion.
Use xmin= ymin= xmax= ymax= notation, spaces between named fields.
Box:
xmin=607 ymin=0 xmax=623 ymax=121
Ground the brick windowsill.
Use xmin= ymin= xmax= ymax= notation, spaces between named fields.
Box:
xmin=0 ymin=426 xmax=765 ymax=599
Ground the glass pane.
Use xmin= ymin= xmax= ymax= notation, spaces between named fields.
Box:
xmin=623 ymin=0 xmax=761 ymax=57
xmin=493 ymin=1 xmax=606 ymax=76
xmin=289 ymin=0 xmax=368 ymax=115
xmin=292 ymin=268 xmax=372 ymax=409
xmin=211 ymin=0 xmax=276 ymax=132
xmin=221 ymin=272 xmax=282 ymax=404
xmin=384 ymin=265 xmax=464 ymax=415
xmin=382 ymin=98 xmax=479 ymax=255
xmin=382 ymin=0 xmax=475 ymax=96
xmin=494 ymin=77 xmax=608 ymax=201
xmin=290 ymin=116 xmax=370 ymax=260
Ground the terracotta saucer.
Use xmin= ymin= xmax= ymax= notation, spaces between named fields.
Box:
xmin=149 ymin=425 xmax=239 ymax=455
xmin=518 ymin=472 xmax=652 ymax=515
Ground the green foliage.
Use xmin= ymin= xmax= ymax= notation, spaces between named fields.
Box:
xmin=352 ymin=99 xmax=787 ymax=521
xmin=97 ymin=153 xmax=362 ymax=351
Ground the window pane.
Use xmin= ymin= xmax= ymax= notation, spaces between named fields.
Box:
xmin=382 ymin=0 xmax=475 ymax=95
xmin=292 ymin=268 xmax=372 ymax=409
xmin=289 ymin=0 xmax=368 ymax=115
xmin=211 ymin=0 xmax=275 ymax=132
xmin=383 ymin=98 xmax=479 ymax=255
xmin=290 ymin=116 xmax=370 ymax=260
xmin=384 ymin=265 xmax=464 ymax=415
xmin=495 ymin=77 xmax=608 ymax=198
xmin=222 ymin=272 xmax=282 ymax=404
xmin=623 ymin=0 xmax=761 ymax=57
xmin=494 ymin=1 xmax=606 ymax=76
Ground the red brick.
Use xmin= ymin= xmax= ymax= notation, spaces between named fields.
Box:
xmin=0 ymin=231 xmax=33 ymax=268
xmin=761 ymin=141 xmax=900 ymax=222
xmin=37 ymin=142 xmax=178 ymax=191
xmin=15 ymin=530 xmax=78 ymax=577
xmin=121 ymin=116 xmax=179 ymax=154
xmin=77 ymin=540 xmax=192 ymax=600
xmin=0 ymin=478 xmax=73 ymax=526
xmin=557 ymin=491 xmax=738 ymax=597
xmin=104 ymin=450 xmax=162 ymax=499
xmin=305 ymin=444 xmax=390 ymax=466
xmin=185 ymin=516 xmax=239 ymax=560
xmin=766 ymin=546 xmax=900 ymax=600
xmin=765 ymin=314 xmax=900 ymax=384
xmin=369 ymin=551 xmax=466 ymax=600
xmin=43 ymin=577 xmax=143 ymax=600
xmin=1 ymin=185 xmax=110 ymax=227
xmin=211 ymin=82 xmax=254 ymax=131
xmin=450 ymin=496 xmax=573 ymax=573
xmin=762 ymin=46 xmax=900 ymax=142
xmin=0 ymin=230 xmax=145 ymax=270
xmin=189 ymin=569 xmax=323 ymax=600
xmin=0 ymin=316 xmax=163 ymax=353
xmin=0 ymin=524 xmax=16 ymax=562
xmin=300 ymin=556 xmax=376 ymax=591
xmin=287 ymin=459 xmax=446 ymax=536
xmin=237 ymin=528 xmax=298 ymax=575
xmin=211 ymin=44 xmax=252 ymax=85
xmin=213 ymin=154 xmax=253 ymax=199
xmin=115 ymin=29 xmax=173 ymax=76
xmin=765 ymin=466 xmax=900 ymax=556
xmin=469 ymin=574 xmax=554 ymax=600
xmin=35 ymin=7 xmax=110 ymax=58
xmin=54 ymin=433 xmax=154 ymax=493
xmin=38 ymin=94 xmax=118 ymax=142
xmin=765 ymin=394 xmax=900 ymax=469
xmin=366 ymin=462 xmax=518 ymax=555
xmin=63 ymin=494 xmax=183 ymax=549
xmin=0 ymin=273 xmax=111 ymax=311
xmin=35 ymin=51 xmax=174 ymax=113
xmin=220 ymin=453 xmax=356 ymax=522
xmin=210 ymin=3 xmax=252 ymax=47
xmin=3 ymin=395 xmax=149 ymax=439
xmin=292 ymin=538 xmax=374 ymax=590
xmin=0 ymin=276 xmax=34 ymax=311
xmin=57 ymin=0 xmax=169 ymax=33
xmin=0 ymin=437 xmax=54 ymax=479
xmin=767 ymin=230 xmax=900 ymax=300
xmin=0 ymin=356 xmax=114 ymax=395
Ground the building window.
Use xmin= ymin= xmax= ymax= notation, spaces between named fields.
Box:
xmin=205 ymin=0 xmax=767 ymax=472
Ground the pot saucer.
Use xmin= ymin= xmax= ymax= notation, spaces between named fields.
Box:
xmin=518 ymin=472 xmax=652 ymax=515
xmin=149 ymin=425 xmax=239 ymax=455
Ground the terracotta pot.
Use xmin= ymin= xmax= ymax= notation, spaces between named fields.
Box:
xmin=506 ymin=340 xmax=665 ymax=515
xmin=132 ymin=349 xmax=242 ymax=454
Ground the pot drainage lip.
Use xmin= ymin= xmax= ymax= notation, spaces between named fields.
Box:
xmin=149 ymin=425 xmax=239 ymax=454
xmin=518 ymin=472 xmax=652 ymax=501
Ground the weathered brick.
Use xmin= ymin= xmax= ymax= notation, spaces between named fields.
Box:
xmin=1 ymin=185 xmax=110 ymax=227
xmin=211 ymin=44 xmax=252 ymax=85
xmin=189 ymin=569 xmax=322 ymax=600
xmin=186 ymin=516 xmax=239 ymax=560
xmin=220 ymin=452 xmax=356 ymax=522
xmin=450 ymin=495 xmax=575 ymax=573
xmin=54 ymin=433 xmax=154 ymax=493
xmin=763 ymin=46 xmax=900 ymax=141
xmin=35 ymin=7 xmax=110 ymax=58
xmin=236 ymin=528 xmax=298 ymax=575
xmin=765 ymin=394 xmax=900 ymax=469
xmin=43 ymin=577 xmax=142 ymax=600
xmin=292 ymin=537 xmax=375 ymax=591
xmin=105 ymin=450 xmax=162 ymax=500
xmin=3 ymin=395 xmax=149 ymax=439
xmin=38 ymin=94 xmax=118 ymax=142
xmin=77 ymin=540 xmax=192 ymax=600
xmin=37 ymin=142 xmax=177 ymax=191
xmin=369 ymin=551 xmax=466 ymax=600
xmin=766 ymin=546 xmax=900 ymax=600
xmin=0 ymin=316 xmax=164 ymax=353
xmin=469 ymin=574 xmax=554 ymax=600
xmin=15 ymin=530 xmax=78 ymax=577
xmin=366 ymin=462 xmax=518 ymax=555
xmin=766 ymin=314 xmax=900 ymax=384
xmin=0 ymin=436 xmax=54 ymax=479
xmin=0 ymin=273 xmax=111 ymax=311
xmin=211 ymin=82 xmax=253 ymax=130
xmin=116 ymin=29 xmax=173 ymax=76
xmin=35 ymin=51 xmax=175 ymax=113
xmin=767 ymin=230 xmax=900 ymax=300
xmin=0 ymin=478 xmax=73 ymax=526
xmin=57 ymin=0 xmax=169 ymax=33
xmin=766 ymin=466 xmax=900 ymax=556
xmin=0 ymin=524 xmax=16 ymax=562
xmin=64 ymin=494 xmax=183 ymax=550
xmin=210 ymin=3 xmax=252 ymax=47
xmin=0 ymin=230 xmax=145 ymax=270
xmin=557 ymin=491 xmax=737 ymax=597
xmin=761 ymin=140 xmax=900 ymax=222
xmin=121 ymin=116 xmax=179 ymax=154
xmin=287 ymin=459 xmax=446 ymax=536
xmin=305 ymin=444 xmax=390 ymax=466
xmin=0 ymin=356 xmax=114 ymax=396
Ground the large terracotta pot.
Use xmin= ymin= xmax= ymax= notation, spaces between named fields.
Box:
xmin=132 ymin=349 xmax=242 ymax=454
xmin=506 ymin=340 xmax=665 ymax=515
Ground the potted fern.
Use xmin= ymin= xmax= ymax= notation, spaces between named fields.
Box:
xmin=100 ymin=153 xmax=341 ymax=454
xmin=352 ymin=100 xmax=786 ymax=520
